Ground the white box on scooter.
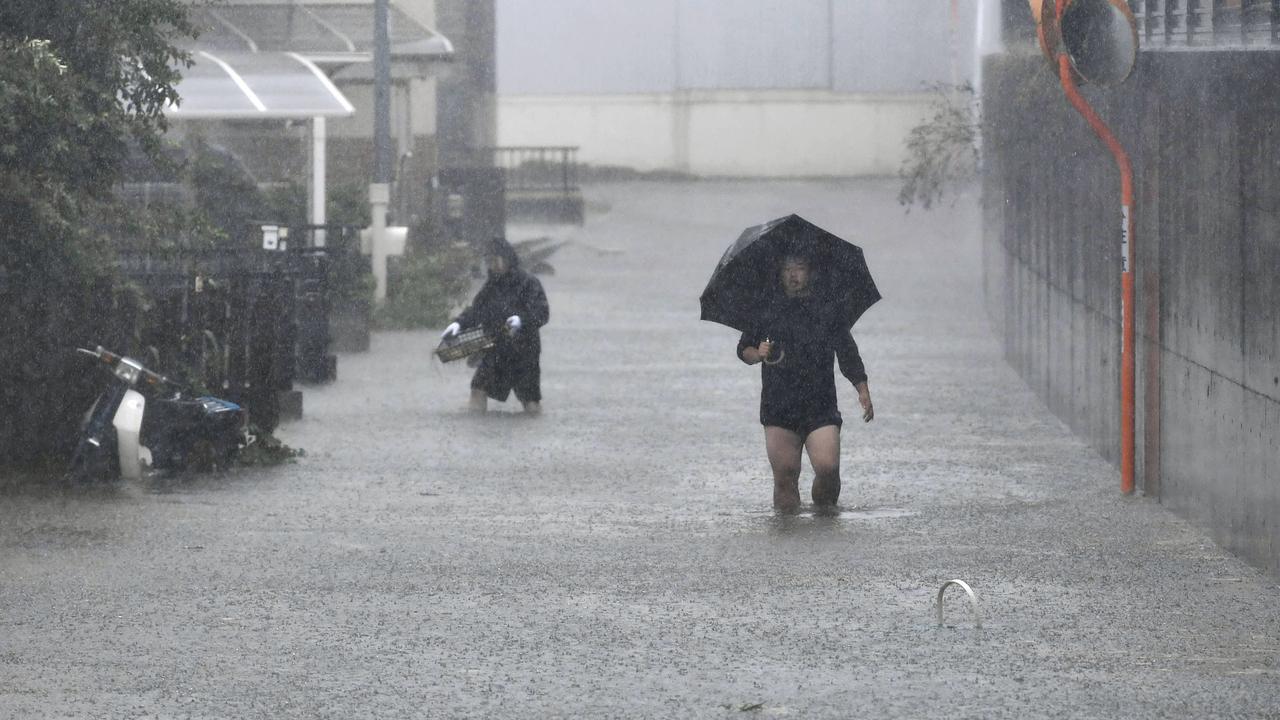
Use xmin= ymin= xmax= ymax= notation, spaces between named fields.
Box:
xmin=113 ymin=390 xmax=146 ymax=481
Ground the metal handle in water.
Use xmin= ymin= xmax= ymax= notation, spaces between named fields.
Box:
xmin=935 ymin=579 xmax=982 ymax=629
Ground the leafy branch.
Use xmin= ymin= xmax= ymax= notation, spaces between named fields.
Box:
xmin=898 ymin=83 xmax=980 ymax=212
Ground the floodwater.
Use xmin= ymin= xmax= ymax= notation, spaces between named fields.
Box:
xmin=2 ymin=180 xmax=1278 ymax=718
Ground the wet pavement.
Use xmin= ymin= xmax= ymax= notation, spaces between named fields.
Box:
xmin=3 ymin=180 xmax=1279 ymax=718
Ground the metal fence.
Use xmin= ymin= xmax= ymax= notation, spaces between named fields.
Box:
xmin=1129 ymin=0 xmax=1278 ymax=48
xmin=115 ymin=249 xmax=300 ymax=434
xmin=481 ymin=146 xmax=580 ymax=194
xmin=109 ymin=224 xmax=366 ymax=432
xmin=477 ymin=146 xmax=584 ymax=225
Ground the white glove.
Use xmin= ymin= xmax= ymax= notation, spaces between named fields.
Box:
xmin=441 ymin=322 xmax=461 ymax=339
xmin=506 ymin=315 xmax=522 ymax=332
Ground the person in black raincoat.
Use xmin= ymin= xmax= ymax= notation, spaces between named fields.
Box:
xmin=737 ymin=253 xmax=873 ymax=512
xmin=441 ymin=237 xmax=550 ymax=414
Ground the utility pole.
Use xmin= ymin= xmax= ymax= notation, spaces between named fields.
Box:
xmin=370 ymin=0 xmax=393 ymax=303
xmin=950 ymin=0 xmax=961 ymax=90
xmin=827 ymin=0 xmax=835 ymax=90
xmin=671 ymin=0 xmax=689 ymax=173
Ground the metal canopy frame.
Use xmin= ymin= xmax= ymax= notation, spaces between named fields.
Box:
xmin=167 ymin=51 xmax=356 ymax=245
xmin=171 ymin=3 xmax=454 ymax=243
xmin=186 ymin=3 xmax=454 ymax=63
xmin=168 ymin=51 xmax=355 ymax=119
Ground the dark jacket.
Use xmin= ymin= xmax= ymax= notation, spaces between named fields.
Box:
xmin=454 ymin=240 xmax=550 ymax=352
xmin=737 ymin=295 xmax=866 ymax=421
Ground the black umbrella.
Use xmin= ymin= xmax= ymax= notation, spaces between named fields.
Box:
xmin=699 ymin=214 xmax=880 ymax=333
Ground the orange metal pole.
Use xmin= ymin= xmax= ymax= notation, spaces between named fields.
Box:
xmin=1054 ymin=4 xmax=1136 ymax=494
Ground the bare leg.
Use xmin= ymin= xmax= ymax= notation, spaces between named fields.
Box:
xmin=469 ymin=389 xmax=488 ymax=414
xmin=522 ymin=400 xmax=541 ymax=416
xmin=805 ymin=425 xmax=841 ymax=507
xmin=765 ymin=426 xmax=804 ymax=513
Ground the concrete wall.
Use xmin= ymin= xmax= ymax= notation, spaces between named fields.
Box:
xmin=498 ymin=90 xmax=932 ymax=177
xmin=982 ymin=51 xmax=1280 ymax=577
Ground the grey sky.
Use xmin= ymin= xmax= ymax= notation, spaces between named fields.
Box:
xmin=496 ymin=0 xmax=978 ymax=95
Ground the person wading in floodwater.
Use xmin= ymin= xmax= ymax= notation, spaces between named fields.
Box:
xmin=441 ymin=237 xmax=550 ymax=415
xmin=737 ymin=254 xmax=873 ymax=512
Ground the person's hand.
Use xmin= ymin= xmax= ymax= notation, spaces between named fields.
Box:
xmin=506 ymin=315 xmax=522 ymax=335
xmin=756 ymin=340 xmax=773 ymax=361
xmin=441 ymin=322 xmax=460 ymax=339
xmin=858 ymin=385 xmax=874 ymax=422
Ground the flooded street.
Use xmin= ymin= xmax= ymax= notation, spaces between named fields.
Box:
xmin=3 ymin=180 xmax=1278 ymax=717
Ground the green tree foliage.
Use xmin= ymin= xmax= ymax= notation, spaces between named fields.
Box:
xmin=187 ymin=141 xmax=268 ymax=242
xmin=898 ymin=83 xmax=980 ymax=212
xmin=0 ymin=0 xmax=196 ymax=465
xmin=261 ymin=180 xmax=374 ymax=229
xmin=375 ymin=247 xmax=473 ymax=329
xmin=0 ymin=1 xmax=193 ymax=199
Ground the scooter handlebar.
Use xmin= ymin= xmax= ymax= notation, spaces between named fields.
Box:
xmin=140 ymin=367 xmax=176 ymax=389
xmin=76 ymin=346 xmax=120 ymax=365
xmin=75 ymin=346 xmax=177 ymax=391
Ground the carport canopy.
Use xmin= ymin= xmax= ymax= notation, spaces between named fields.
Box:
xmin=169 ymin=51 xmax=355 ymax=119
xmin=185 ymin=3 xmax=453 ymax=62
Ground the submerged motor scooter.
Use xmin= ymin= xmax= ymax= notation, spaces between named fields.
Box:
xmin=68 ymin=346 xmax=251 ymax=482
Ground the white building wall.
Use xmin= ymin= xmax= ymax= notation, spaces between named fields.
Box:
xmin=496 ymin=0 xmax=979 ymax=95
xmin=498 ymin=90 xmax=931 ymax=177
xmin=498 ymin=94 xmax=679 ymax=170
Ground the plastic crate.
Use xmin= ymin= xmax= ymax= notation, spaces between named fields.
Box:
xmin=435 ymin=327 xmax=496 ymax=363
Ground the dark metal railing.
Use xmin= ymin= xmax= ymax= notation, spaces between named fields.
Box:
xmin=258 ymin=224 xmax=369 ymax=384
xmin=107 ymin=224 xmax=369 ymax=429
xmin=480 ymin=146 xmax=580 ymax=194
xmin=1131 ymin=0 xmax=1279 ymax=48
xmin=472 ymin=146 xmax=585 ymax=225
xmin=113 ymin=248 xmax=299 ymax=432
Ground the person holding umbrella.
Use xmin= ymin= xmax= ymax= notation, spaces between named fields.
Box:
xmin=701 ymin=215 xmax=879 ymax=512
xmin=441 ymin=237 xmax=550 ymax=415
